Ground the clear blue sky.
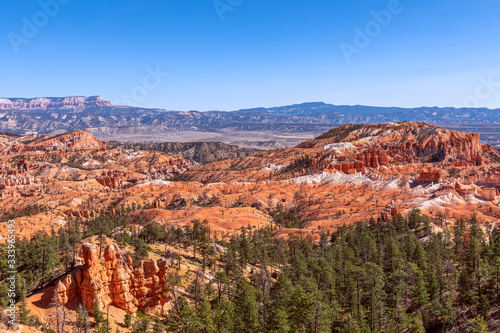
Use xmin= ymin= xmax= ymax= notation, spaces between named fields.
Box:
xmin=1 ymin=0 xmax=500 ymax=111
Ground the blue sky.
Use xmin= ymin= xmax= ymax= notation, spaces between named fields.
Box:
xmin=1 ymin=0 xmax=500 ymax=111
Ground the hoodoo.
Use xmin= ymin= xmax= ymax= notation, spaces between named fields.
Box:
xmin=51 ymin=243 xmax=171 ymax=315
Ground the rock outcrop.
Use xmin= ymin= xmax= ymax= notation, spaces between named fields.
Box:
xmin=417 ymin=171 xmax=442 ymax=183
xmin=0 ymin=176 xmax=39 ymax=188
xmin=381 ymin=201 xmax=398 ymax=222
xmin=34 ymin=130 xmax=103 ymax=151
xmin=0 ymin=160 xmax=39 ymax=176
xmin=96 ymin=171 xmax=129 ymax=190
xmin=326 ymin=160 xmax=364 ymax=174
xmin=478 ymin=172 xmax=500 ymax=187
xmin=150 ymin=158 xmax=195 ymax=178
xmin=65 ymin=209 xmax=97 ymax=219
xmin=482 ymin=188 xmax=497 ymax=201
xmin=52 ymin=243 xmax=171 ymax=315
xmin=356 ymin=149 xmax=389 ymax=168
xmin=344 ymin=122 xmax=484 ymax=166
xmin=291 ymin=123 xmax=493 ymax=180
xmin=455 ymin=182 xmax=479 ymax=195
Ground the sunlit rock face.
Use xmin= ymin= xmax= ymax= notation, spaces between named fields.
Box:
xmin=52 ymin=243 xmax=171 ymax=315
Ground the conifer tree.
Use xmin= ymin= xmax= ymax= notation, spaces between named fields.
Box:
xmin=18 ymin=279 xmax=30 ymax=325
xmin=93 ymin=293 xmax=105 ymax=324
xmin=233 ymin=279 xmax=260 ymax=333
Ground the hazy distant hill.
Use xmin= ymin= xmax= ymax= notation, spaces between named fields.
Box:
xmin=1 ymin=97 xmax=499 ymax=147
xmin=108 ymin=141 xmax=260 ymax=165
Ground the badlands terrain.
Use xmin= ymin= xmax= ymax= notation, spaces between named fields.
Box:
xmin=1 ymin=122 xmax=499 ymax=241
xmin=1 ymin=121 xmax=500 ymax=332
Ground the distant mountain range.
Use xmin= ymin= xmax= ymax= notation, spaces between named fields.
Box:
xmin=1 ymin=96 xmax=499 ymax=147
xmin=0 ymin=96 xmax=111 ymax=110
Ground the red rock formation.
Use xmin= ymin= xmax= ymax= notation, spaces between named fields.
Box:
xmin=0 ymin=176 xmax=39 ymax=187
xmin=97 ymin=175 xmax=125 ymax=190
xmin=344 ymin=122 xmax=484 ymax=166
xmin=381 ymin=202 xmax=398 ymax=221
xmin=153 ymin=197 xmax=168 ymax=208
xmin=0 ymin=160 xmax=39 ymax=177
xmin=417 ymin=171 xmax=441 ymax=183
xmin=478 ymin=172 xmax=500 ymax=187
xmin=482 ymin=188 xmax=497 ymax=201
xmin=52 ymin=243 xmax=171 ymax=315
xmin=356 ymin=149 xmax=389 ymax=168
xmin=150 ymin=158 xmax=194 ymax=178
xmin=39 ymin=130 xmax=103 ymax=151
xmin=326 ymin=161 xmax=364 ymax=174
xmin=9 ymin=130 xmax=103 ymax=153
xmin=66 ymin=210 xmax=97 ymax=219
xmin=455 ymin=182 xmax=478 ymax=195
xmin=96 ymin=170 xmax=144 ymax=190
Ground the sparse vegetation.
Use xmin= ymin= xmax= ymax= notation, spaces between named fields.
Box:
xmin=315 ymin=124 xmax=365 ymax=141
xmin=268 ymin=204 xmax=307 ymax=228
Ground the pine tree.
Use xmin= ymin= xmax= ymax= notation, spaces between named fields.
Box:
xmin=75 ymin=303 xmax=91 ymax=333
xmin=124 ymin=313 xmax=132 ymax=328
xmin=408 ymin=311 xmax=425 ymax=333
xmin=365 ymin=262 xmax=385 ymax=332
xmin=233 ymin=279 xmax=260 ymax=333
xmin=132 ymin=315 xmax=151 ymax=333
xmin=165 ymin=296 xmax=203 ymax=332
xmin=267 ymin=306 xmax=291 ymax=333
xmin=477 ymin=295 xmax=491 ymax=319
xmin=0 ymin=283 xmax=8 ymax=308
xmin=18 ymin=279 xmax=30 ymax=325
xmin=468 ymin=316 xmax=489 ymax=333
xmin=339 ymin=315 xmax=361 ymax=333
xmin=152 ymin=319 xmax=165 ymax=333
xmin=198 ymin=299 xmax=216 ymax=333
xmin=214 ymin=297 xmax=235 ymax=332
xmin=93 ymin=293 xmax=105 ymax=324
xmin=411 ymin=265 xmax=429 ymax=308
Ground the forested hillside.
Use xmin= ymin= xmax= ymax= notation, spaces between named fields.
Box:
xmin=2 ymin=209 xmax=499 ymax=332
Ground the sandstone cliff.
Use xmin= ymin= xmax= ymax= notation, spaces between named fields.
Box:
xmin=0 ymin=96 xmax=111 ymax=111
xmin=343 ymin=122 xmax=484 ymax=165
xmin=300 ymin=122 xmax=490 ymax=167
xmin=52 ymin=243 xmax=171 ymax=315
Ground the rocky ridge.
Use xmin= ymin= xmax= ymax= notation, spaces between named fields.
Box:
xmin=180 ymin=122 xmax=500 ymax=183
xmin=0 ymin=96 xmax=111 ymax=111
xmin=110 ymin=141 xmax=260 ymax=165
xmin=342 ymin=122 xmax=484 ymax=165
xmin=0 ymin=130 xmax=104 ymax=154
